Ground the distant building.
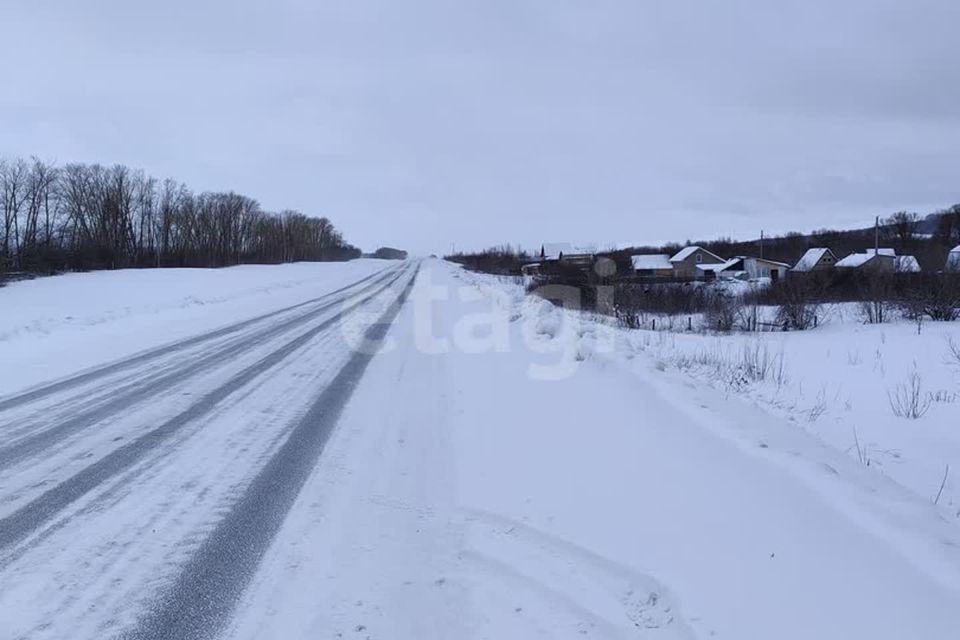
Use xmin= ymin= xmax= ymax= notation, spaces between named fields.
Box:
xmin=669 ymin=246 xmax=725 ymax=278
xmin=631 ymin=254 xmax=673 ymax=278
xmin=531 ymin=243 xmax=596 ymax=273
xmin=894 ymin=255 xmax=921 ymax=273
xmin=719 ymin=256 xmax=790 ymax=282
xmin=836 ymin=248 xmax=896 ymax=273
xmin=947 ymin=246 xmax=960 ymax=272
xmin=792 ymin=248 xmax=837 ymax=272
xmin=371 ymin=247 xmax=408 ymax=260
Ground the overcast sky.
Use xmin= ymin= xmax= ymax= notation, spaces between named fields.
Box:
xmin=2 ymin=0 xmax=959 ymax=254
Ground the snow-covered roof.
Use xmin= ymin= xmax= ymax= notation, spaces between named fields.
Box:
xmin=696 ymin=261 xmax=733 ymax=273
xmin=670 ymin=246 xmax=723 ymax=263
xmin=895 ymin=255 xmax=921 ymax=272
xmin=719 ymin=258 xmax=745 ymax=271
xmin=836 ymin=252 xmax=894 ymax=268
xmin=868 ymin=248 xmax=896 ymax=257
xmin=631 ymin=254 xmax=672 ymax=270
xmin=792 ymin=248 xmax=832 ymax=272
xmin=835 ymin=253 xmax=873 ymax=268
xmin=951 ymin=245 xmax=960 ymax=254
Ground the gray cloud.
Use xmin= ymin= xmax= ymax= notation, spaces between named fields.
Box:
xmin=2 ymin=0 xmax=958 ymax=253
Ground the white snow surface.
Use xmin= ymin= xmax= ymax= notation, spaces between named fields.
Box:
xmin=0 ymin=260 xmax=390 ymax=394
xmin=228 ymin=261 xmax=960 ymax=639
xmin=3 ymin=259 xmax=960 ymax=639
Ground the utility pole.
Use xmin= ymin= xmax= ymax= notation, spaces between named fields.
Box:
xmin=760 ymin=230 xmax=764 ymax=260
xmin=875 ymin=216 xmax=879 ymax=254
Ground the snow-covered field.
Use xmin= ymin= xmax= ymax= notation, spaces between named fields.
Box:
xmin=2 ymin=259 xmax=960 ymax=639
xmin=635 ymin=308 xmax=960 ymax=516
xmin=0 ymin=260 xmax=391 ymax=394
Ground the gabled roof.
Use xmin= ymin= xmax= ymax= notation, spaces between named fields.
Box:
xmin=868 ymin=248 xmax=896 ymax=257
xmin=836 ymin=252 xmax=895 ymax=268
xmin=631 ymin=254 xmax=672 ymax=270
xmin=718 ymin=258 xmax=746 ymax=271
xmin=951 ymin=245 xmax=960 ymax=253
xmin=895 ymin=255 xmax=921 ymax=272
xmin=835 ymin=253 xmax=873 ymax=268
xmin=792 ymin=248 xmax=835 ymax=272
xmin=670 ymin=246 xmax=724 ymax=263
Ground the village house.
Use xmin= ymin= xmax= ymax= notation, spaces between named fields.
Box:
xmin=716 ymin=256 xmax=790 ymax=282
xmin=947 ymin=245 xmax=960 ymax=272
xmin=630 ymin=254 xmax=673 ymax=278
xmin=835 ymin=248 xmax=896 ymax=273
xmin=894 ymin=255 xmax=921 ymax=273
xmin=669 ymin=246 xmax=725 ymax=278
xmin=792 ymin=248 xmax=837 ymax=272
xmin=523 ymin=243 xmax=596 ymax=275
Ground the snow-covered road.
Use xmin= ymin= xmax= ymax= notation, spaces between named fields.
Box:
xmin=0 ymin=262 xmax=416 ymax=639
xmin=3 ymin=259 xmax=960 ymax=639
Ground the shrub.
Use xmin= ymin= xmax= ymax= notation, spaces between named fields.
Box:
xmin=888 ymin=366 xmax=932 ymax=419
xmin=773 ymin=278 xmax=821 ymax=330
xmin=704 ymin=293 xmax=741 ymax=332
xmin=898 ymin=274 xmax=960 ymax=322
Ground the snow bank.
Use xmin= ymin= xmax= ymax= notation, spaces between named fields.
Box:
xmin=0 ymin=260 xmax=390 ymax=395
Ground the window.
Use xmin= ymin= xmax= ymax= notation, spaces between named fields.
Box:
xmin=696 ymin=253 xmax=703 ymax=263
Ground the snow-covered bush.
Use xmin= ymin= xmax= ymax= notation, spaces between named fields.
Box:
xmin=888 ymin=366 xmax=932 ymax=419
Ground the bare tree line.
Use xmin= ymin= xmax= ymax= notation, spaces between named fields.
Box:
xmin=1 ymin=156 xmax=360 ymax=275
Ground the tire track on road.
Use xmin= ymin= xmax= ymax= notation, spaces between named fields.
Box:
xmin=124 ymin=265 xmax=419 ymax=640
xmin=0 ymin=265 xmax=395 ymax=414
xmin=0 ymin=265 xmax=404 ymax=470
xmin=0 ymin=266 xmax=412 ymax=554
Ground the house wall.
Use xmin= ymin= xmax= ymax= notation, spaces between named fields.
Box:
xmin=636 ymin=268 xmax=674 ymax=278
xmin=745 ymin=259 xmax=788 ymax=280
xmin=672 ymin=249 xmax=723 ymax=278
xmin=860 ymin=255 xmax=895 ymax=273
xmin=812 ymin=253 xmax=836 ymax=271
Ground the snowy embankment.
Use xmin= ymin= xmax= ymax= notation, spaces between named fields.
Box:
xmin=227 ymin=260 xmax=960 ymax=640
xmin=631 ymin=308 xmax=960 ymax=515
xmin=525 ymin=274 xmax=960 ymax=515
xmin=0 ymin=260 xmax=390 ymax=394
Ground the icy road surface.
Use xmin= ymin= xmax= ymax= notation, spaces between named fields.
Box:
xmin=2 ymin=259 xmax=960 ymax=639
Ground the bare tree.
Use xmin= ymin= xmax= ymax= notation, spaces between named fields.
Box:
xmin=0 ymin=154 xmax=361 ymax=274
xmin=882 ymin=211 xmax=920 ymax=251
